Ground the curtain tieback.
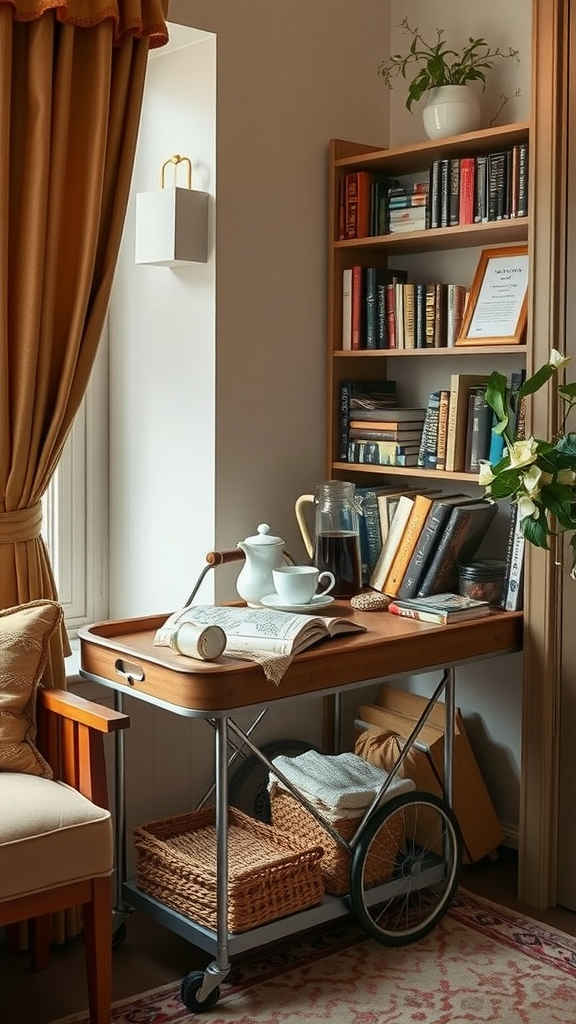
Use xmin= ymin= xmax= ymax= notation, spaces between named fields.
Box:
xmin=0 ymin=504 xmax=43 ymax=543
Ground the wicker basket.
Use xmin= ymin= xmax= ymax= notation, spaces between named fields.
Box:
xmin=269 ymin=787 xmax=403 ymax=896
xmin=133 ymin=806 xmax=324 ymax=933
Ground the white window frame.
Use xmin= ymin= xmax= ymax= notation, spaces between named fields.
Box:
xmin=43 ymin=326 xmax=109 ymax=635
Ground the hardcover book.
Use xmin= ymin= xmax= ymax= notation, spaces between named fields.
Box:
xmin=342 ymin=268 xmax=353 ymax=350
xmin=417 ymin=391 xmax=441 ymax=469
xmin=445 ymin=373 xmax=489 ymax=473
xmin=464 ymin=385 xmax=493 ymax=473
xmin=370 ymin=494 xmax=414 ymax=591
xmin=417 ymin=501 xmax=498 ymax=597
xmin=396 ymin=494 xmax=477 ymax=600
xmin=435 ymin=390 xmax=451 ymax=471
xmin=458 ymin=157 xmax=476 ymax=225
xmin=382 ymin=492 xmax=443 ymax=598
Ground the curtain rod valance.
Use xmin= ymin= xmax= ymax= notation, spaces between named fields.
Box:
xmin=0 ymin=0 xmax=169 ymax=48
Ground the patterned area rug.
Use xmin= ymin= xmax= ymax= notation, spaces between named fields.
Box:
xmin=51 ymin=889 xmax=576 ymax=1023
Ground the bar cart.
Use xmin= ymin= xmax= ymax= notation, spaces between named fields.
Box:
xmin=78 ymin=561 xmax=522 ymax=1014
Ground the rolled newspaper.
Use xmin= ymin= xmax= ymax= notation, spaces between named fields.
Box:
xmin=169 ymin=621 xmax=226 ymax=661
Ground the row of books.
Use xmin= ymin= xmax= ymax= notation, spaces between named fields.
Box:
xmin=342 ymin=268 xmax=468 ymax=351
xmin=338 ymin=142 xmax=528 ymax=240
xmin=428 ymin=144 xmax=529 ymax=229
xmin=418 ymin=370 xmax=526 ymax=474
xmin=339 ymin=372 xmax=525 ymax=471
xmin=356 ymin=486 xmax=498 ymax=600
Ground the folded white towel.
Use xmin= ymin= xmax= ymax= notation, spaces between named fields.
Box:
xmin=268 ymin=750 xmax=414 ymax=814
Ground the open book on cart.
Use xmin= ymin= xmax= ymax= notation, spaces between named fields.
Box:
xmin=154 ymin=604 xmax=366 ymax=659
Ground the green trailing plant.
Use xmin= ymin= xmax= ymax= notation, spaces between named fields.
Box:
xmin=479 ymin=350 xmax=576 ymax=575
xmin=378 ymin=18 xmax=520 ymax=112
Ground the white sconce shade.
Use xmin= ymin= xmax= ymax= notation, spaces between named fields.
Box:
xmin=135 ymin=155 xmax=209 ymax=267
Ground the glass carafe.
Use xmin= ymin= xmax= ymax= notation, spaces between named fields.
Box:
xmin=295 ymin=481 xmax=362 ymax=597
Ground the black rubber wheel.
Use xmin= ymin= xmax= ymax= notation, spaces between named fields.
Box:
xmin=349 ymin=790 xmax=462 ymax=947
xmin=180 ymin=971 xmax=221 ymax=1013
xmin=111 ymin=922 xmax=127 ymax=950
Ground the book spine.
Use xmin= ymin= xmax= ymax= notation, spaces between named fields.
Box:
xmin=351 ymin=265 xmax=363 ymax=349
xmin=428 ymin=160 xmax=441 ymax=229
xmin=337 ymin=174 xmax=346 ymax=240
xmin=395 ymin=281 xmax=405 ymax=349
xmin=403 ymin=283 xmax=416 ymax=349
xmin=510 ymin=144 xmax=520 ymax=217
xmin=465 ymin=387 xmax=493 ymax=473
xmin=449 ymin=158 xmax=460 ymax=226
xmin=345 ymin=173 xmax=358 ymax=239
xmin=425 ymin=283 xmax=436 ymax=348
xmin=435 ymin=390 xmax=450 ymax=471
xmin=488 ymin=151 xmax=507 ymax=222
xmin=439 ymin=158 xmax=451 ymax=227
xmin=385 ymin=283 xmax=397 ymax=349
xmin=383 ymin=494 xmax=434 ymax=597
xmin=376 ymin=278 xmax=388 ymax=348
xmin=516 ymin=142 xmax=529 ymax=218
xmin=338 ymin=381 xmax=351 ymax=461
xmin=349 ymin=442 xmax=419 ymax=467
xmin=397 ymin=503 xmax=454 ymax=600
xmin=417 ymin=391 xmax=440 ymax=469
xmin=370 ymin=496 xmax=414 ymax=591
xmin=356 ymin=489 xmax=384 ymax=583
xmin=459 ymin=157 xmax=475 ymax=226
xmin=365 ymin=267 xmax=378 ymax=349
xmin=433 ymin=283 xmax=447 ymax=348
xmin=349 ymin=427 xmax=422 ymax=441
xmin=388 ymin=602 xmax=448 ymax=625
xmin=474 ymin=155 xmax=488 ymax=223
xmin=445 ymin=284 xmax=467 ymax=347
xmin=341 ymin=268 xmax=352 ymax=350
xmin=504 ymin=507 xmax=526 ymax=610
xmin=415 ymin=282 xmax=427 ymax=349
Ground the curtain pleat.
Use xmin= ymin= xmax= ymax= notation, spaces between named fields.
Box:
xmin=0 ymin=0 xmax=168 ymax=686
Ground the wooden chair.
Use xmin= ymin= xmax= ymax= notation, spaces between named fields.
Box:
xmin=0 ymin=687 xmax=130 ymax=1024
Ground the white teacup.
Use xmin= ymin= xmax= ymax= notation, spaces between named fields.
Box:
xmin=272 ymin=565 xmax=336 ymax=605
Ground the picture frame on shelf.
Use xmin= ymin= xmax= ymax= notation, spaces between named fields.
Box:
xmin=456 ymin=244 xmax=529 ymax=346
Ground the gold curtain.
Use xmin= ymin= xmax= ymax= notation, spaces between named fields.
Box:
xmin=0 ymin=0 xmax=168 ymax=685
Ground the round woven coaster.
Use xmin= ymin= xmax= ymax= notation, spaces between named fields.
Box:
xmin=350 ymin=591 xmax=390 ymax=612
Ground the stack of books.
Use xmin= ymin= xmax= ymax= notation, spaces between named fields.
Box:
xmin=387 ymin=593 xmax=491 ymax=625
xmin=387 ymin=178 xmax=429 ymax=234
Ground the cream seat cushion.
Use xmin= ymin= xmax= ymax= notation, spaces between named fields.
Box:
xmin=0 ymin=773 xmax=113 ymax=901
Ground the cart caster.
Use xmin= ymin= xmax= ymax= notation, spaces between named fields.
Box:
xmin=180 ymin=971 xmax=221 ymax=1013
xmin=112 ymin=922 xmax=127 ymax=949
xmin=350 ymin=790 xmax=462 ymax=947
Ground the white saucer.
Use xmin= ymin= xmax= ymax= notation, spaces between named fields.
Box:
xmin=260 ymin=593 xmax=335 ymax=613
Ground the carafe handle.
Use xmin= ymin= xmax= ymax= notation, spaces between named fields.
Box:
xmin=294 ymin=494 xmax=315 ymax=559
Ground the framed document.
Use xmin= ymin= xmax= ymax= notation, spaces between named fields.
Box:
xmin=456 ymin=244 xmax=529 ymax=346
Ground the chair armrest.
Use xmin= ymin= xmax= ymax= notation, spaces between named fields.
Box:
xmin=37 ymin=689 xmax=129 ymax=806
xmin=39 ymin=687 xmax=130 ymax=732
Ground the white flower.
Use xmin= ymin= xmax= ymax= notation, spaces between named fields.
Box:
xmin=522 ymin=464 xmax=542 ymax=494
xmin=548 ymin=349 xmax=571 ymax=371
xmin=478 ymin=461 xmax=495 ymax=486
xmin=557 ymin=468 xmax=576 ymax=485
xmin=517 ymin=495 xmax=539 ymax=521
xmin=507 ymin=437 xmax=539 ymax=470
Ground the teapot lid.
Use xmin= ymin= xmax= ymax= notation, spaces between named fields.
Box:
xmin=241 ymin=523 xmax=284 ymax=546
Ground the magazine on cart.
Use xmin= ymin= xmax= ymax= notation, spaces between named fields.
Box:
xmin=154 ymin=604 xmax=366 ymax=659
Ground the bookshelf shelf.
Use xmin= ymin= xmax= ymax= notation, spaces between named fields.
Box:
xmin=334 ymin=345 xmax=528 ymax=359
xmin=331 ymin=462 xmax=483 ymax=484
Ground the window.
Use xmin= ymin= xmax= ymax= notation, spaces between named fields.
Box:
xmin=42 ymin=330 xmax=109 ymax=634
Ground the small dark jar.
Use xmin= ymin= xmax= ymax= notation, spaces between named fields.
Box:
xmin=457 ymin=559 xmax=507 ymax=606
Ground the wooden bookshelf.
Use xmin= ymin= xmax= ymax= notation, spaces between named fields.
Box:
xmin=327 ymin=122 xmax=530 ymax=484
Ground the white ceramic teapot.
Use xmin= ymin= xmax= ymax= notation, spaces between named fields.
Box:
xmin=236 ymin=524 xmax=286 ymax=607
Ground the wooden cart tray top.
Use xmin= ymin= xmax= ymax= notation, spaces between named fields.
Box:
xmin=78 ymin=604 xmax=523 ymax=714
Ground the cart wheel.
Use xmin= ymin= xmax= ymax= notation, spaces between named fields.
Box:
xmin=111 ymin=922 xmax=127 ymax=950
xmin=349 ymin=790 xmax=462 ymax=947
xmin=180 ymin=971 xmax=221 ymax=1013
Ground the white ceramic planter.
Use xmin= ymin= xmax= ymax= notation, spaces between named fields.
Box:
xmin=422 ymin=85 xmax=481 ymax=140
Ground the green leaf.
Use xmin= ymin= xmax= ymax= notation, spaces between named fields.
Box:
xmin=558 ymin=383 xmax=576 ymax=401
xmin=517 ymin=363 xmax=556 ymax=399
xmin=522 ymin=514 xmax=550 ymax=549
xmin=485 ymin=371 xmax=509 ymax=424
xmin=556 ymin=433 xmax=576 ymax=458
xmin=489 ymin=467 xmax=522 ymax=499
xmin=539 ymin=483 xmax=576 ymax=530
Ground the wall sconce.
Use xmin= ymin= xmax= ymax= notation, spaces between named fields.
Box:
xmin=135 ymin=155 xmax=209 ymax=267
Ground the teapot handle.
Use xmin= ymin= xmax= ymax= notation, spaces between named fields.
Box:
xmin=294 ymin=494 xmax=315 ymax=559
